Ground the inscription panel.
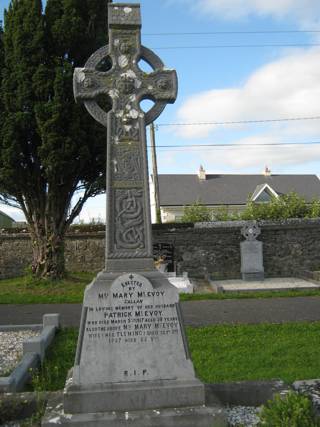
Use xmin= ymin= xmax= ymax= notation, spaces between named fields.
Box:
xmin=241 ymin=240 xmax=264 ymax=272
xmin=78 ymin=274 xmax=194 ymax=384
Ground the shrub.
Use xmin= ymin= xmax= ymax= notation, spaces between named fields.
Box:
xmin=211 ymin=206 xmax=233 ymax=221
xmin=259 ymin=391 xmax=320 ymax=427
xmin=180 ymin=201 xmax=212 ymax=223
xmin=241 ymin=192 xmax=311 ymax=221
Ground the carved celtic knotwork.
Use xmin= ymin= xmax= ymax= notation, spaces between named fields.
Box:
xmin=115 ymin=189 xmax=145 ymax=250
xmin=112 ymin=145 xmax=142 ymax=181
xmin=241 ymin=222 xmax=261 ymax=241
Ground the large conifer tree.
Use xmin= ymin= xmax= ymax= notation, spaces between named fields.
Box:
xmin=0 ymin=0 xmax=111 ymax=278
xmin=0 ymin=22 xmax=4 ymax=129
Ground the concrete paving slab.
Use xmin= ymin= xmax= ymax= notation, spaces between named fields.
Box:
xmin=211 ymin=277 xmax=320 ymax=293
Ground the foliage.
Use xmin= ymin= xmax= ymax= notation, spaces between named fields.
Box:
xmin=241 ymin=193 xmax=313 ymax=220
xmin=179 ymin=193 xmax=320 ymax=223
xmin=0 ymin=0 xmax=111 ymax=279
xmin=0 ymin=23 xmax=4 ymax=134
xmin=211 ymin=206 xmax=230 ymax=221
xmin=259 ymin=391 xmax=320 ymax=427
xmin=181 ymin=192 xmax=320 ymax=222
xmin=30 ymin=328 xmax=78 ymax=391
xmin=180 ymin=201 xmax=212 ymax=223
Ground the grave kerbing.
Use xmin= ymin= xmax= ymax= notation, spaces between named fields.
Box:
xmin=42 ymin=3 xmax=227 ymax=426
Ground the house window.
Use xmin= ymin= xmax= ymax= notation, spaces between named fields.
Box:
xmin=255 ymin=189 xmax=274 ymax=203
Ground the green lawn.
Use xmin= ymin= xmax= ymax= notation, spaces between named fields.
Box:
xmin=32 ymin=322 xmax=320 ymax=391
xmin=0 ymin=273 xmax=94 ymax=304
xmin=180 ymin=288 xmax=320 ymax=301
xmin=188 ymin=322 xmax=320 ymax=384
xmin=1 ymin=273 xmax=320 ymax=303
xmin=30 ymin=328 xmax=78 ymax=391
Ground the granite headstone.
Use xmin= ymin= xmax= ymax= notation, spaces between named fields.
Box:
xmin=240 ymin=222 xmax=264 ymax=281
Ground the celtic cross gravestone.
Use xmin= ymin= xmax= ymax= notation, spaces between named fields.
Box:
xmin=42 ymin=3 xmax=226 ymax=426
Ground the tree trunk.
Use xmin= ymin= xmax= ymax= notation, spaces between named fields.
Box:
xmin=30 ymin=227 xmax=66 ymax=280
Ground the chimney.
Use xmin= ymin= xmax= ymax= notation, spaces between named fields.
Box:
xmin=263 ymin=166 xmax=271 ymax=177
xmin=198 ymin=165 xmax=206 ymax=180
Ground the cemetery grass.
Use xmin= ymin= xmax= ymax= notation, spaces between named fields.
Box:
xmin=1 ymin=273 xmax=320 ymax=303
xmin=179 ymin=288 xmax=320 ymax=301
xmin=32 ymin=322 xmax=320 ymax=391
xmin=188 ymin=321 xmax=320 ymax=384
xmin=0 ymin=272 xmax=94 ymax=304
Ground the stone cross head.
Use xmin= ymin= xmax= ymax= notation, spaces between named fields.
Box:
xmin=241 ymin=222 xmax=261 ymax=241
xmin=73 ymin=3 xmax=178 ymax=129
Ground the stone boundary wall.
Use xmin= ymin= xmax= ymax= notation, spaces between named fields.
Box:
xmin=1 ymin=219 xmax=320 ymax=279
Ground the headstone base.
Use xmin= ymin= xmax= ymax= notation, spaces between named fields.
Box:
xmin=242 ymin=272 xmax=265 ymax=281
xmin=64 ymin=372 xmax=205 ymax=413
xmin=42 ymin=393 xmax=227 ymax=427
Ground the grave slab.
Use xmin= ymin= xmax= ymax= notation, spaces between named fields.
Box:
xmin=43 ymin=392 xmax=227 ymax=427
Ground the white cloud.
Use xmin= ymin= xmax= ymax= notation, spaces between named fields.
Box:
xmin=0 ymin=205 xmax=25 ymax=222
xmin=180 ymin=0 xmax=320 ymax=25
xmin=175 ymin=48 xmax=320 ymax=169
xmin=197 ymin=131 xmax=320 ymax=171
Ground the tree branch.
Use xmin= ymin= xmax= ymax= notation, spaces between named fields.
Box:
xmin=66 ymin=181 xmax=104 ymax=227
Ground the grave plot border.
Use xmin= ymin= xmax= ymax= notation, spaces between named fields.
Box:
xmin=0 ymin=314 xmax=60 ymax=392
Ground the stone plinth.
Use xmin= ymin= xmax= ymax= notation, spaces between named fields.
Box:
xmin=42 ymin=392 xmax=227 ymax=427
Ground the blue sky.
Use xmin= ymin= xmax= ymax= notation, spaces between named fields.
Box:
xmin=1 ymin=0 xmax=320 ymax=222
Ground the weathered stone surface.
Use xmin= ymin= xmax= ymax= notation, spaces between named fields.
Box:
xmin=43 ymin=391 xmax=228 ymax=427
xmin=240 ymin=241 xmax=264 ymax=281
xmin=72 ymin=272 xmax=195 ymax=387
xmin=63 ymin=270 xmax=204 ymax=415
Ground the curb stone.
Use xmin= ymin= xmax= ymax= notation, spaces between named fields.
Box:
xmin=0 ymin=314 xmax=60 ymax=393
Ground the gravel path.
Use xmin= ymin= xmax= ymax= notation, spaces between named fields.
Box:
xmin=226 ymin=406 xmax=261 ymax=426
xmin=0 ymin=330 xmax=39 ymax=376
